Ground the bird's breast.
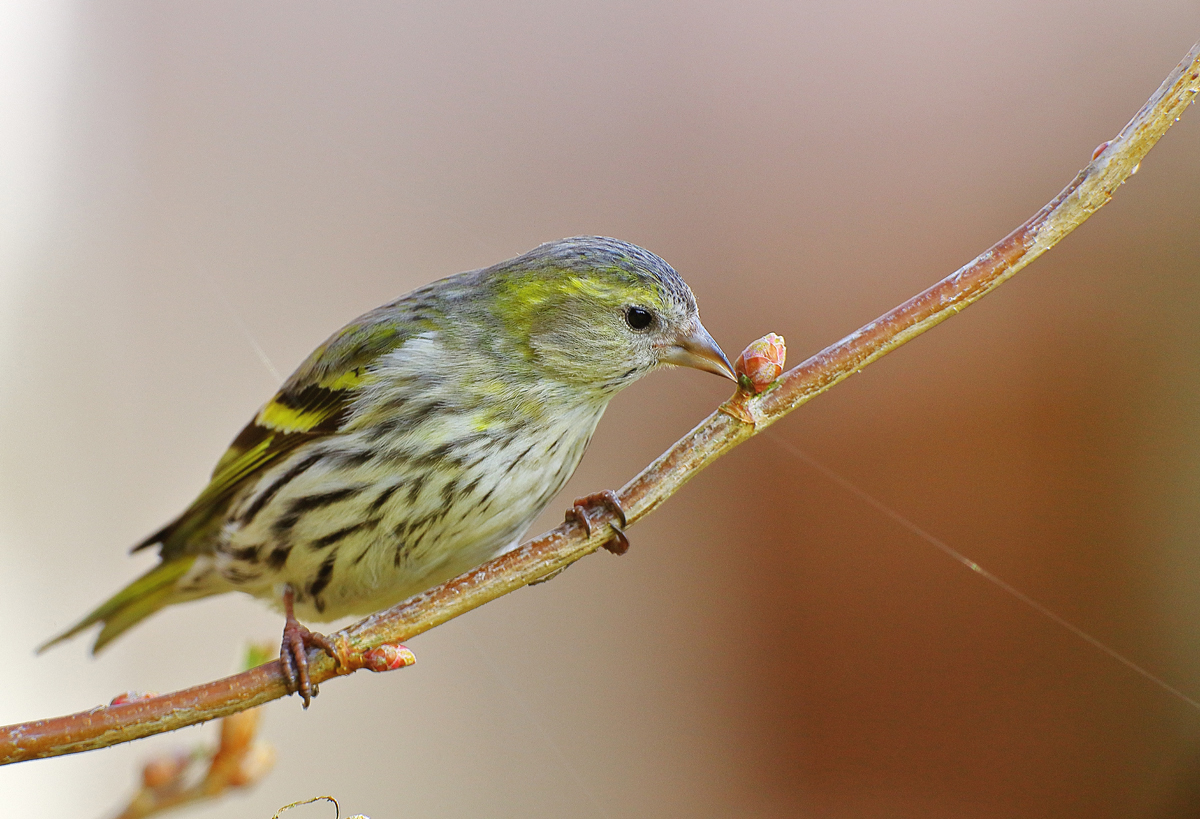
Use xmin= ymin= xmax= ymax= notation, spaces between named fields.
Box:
xmin=215 ymin=393 xmax=608 ymax=621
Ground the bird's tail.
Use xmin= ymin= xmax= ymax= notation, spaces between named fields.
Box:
xmin=38 ymin=556 xmax=197 ymax=654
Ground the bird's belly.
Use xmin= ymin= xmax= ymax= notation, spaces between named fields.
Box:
xmin=212 ymin=402 xmax=604 ymax=621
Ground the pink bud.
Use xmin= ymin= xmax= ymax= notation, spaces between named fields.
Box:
xmin=735 ymin=333 xmax=786 ymax=394
xmin=362 ymin=643 xmax=416 ymax=672
xmin=142 ymin=752 xmax=189 ymax=790
xmin=110 ymin=691 xmax=156 ymax=706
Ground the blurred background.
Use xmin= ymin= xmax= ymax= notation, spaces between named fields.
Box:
xmin=3 ymin=2 xmax=1200 ymax=817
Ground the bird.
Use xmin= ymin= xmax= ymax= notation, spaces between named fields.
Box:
xmin=40 ymin=236 xmax=735 ymax=704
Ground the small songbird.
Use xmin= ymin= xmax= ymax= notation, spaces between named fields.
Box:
xmin=41 ymin=236 xmax=734 ymax=704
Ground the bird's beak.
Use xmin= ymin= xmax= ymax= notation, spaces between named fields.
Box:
xmin=660 ymin=321 xmax=736 ymax=381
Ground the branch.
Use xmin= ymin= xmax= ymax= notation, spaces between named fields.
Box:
xmin=110 ymin=700 xmax=273 ymax=819
xmin=108 ymin=646 xmax=278 ymax=819
xmin=3 ymin=40 xmax=1198 ymax=767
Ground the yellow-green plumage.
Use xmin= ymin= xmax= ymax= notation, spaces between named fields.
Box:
xmin=42 ymin=237 xmax=732 ymax=654
xmin=46 ymin=557 xmax=197 ymax=652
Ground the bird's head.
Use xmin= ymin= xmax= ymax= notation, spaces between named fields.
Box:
xmin=485 ymin=237 xmax=734 ymax=396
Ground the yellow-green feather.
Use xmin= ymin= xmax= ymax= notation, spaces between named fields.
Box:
xmin=38 ymin=556 xmax=197 ymax=654
xmin=138 ymin=364 xmax=377 ymax=559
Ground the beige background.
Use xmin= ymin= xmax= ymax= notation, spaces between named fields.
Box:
xmin=3 ymin=2 xmax=1200 ymax=817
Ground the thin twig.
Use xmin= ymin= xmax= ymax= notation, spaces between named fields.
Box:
xmin=111 ymin=706 xmax=274 ymax=819
xmin=108 ymin=646 xmax=279 ymax=819
xmin=2 ymin=40 xmax=1197 ymax=767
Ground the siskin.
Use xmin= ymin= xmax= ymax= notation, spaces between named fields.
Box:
xmin=41 ymin=236 xmax=734 ymax=704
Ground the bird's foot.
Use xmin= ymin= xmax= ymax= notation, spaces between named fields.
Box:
xmin=565 ymin=490 xmax=630 ymax=555
xmin=279 ymin=586 xmax=340 ymax=708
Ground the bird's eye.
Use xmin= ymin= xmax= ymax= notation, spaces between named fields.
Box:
xmin=624 ymin=306 xmax=655 ymax=331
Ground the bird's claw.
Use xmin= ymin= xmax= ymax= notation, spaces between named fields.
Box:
xmin=280 ymin=586 xmax=340 ymax=708
xmin=565 ymin=490 xmax=630 ymax=555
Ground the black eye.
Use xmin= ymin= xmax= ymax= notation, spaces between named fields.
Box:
xmin=625 ymin=306 xmax=655 ymax=331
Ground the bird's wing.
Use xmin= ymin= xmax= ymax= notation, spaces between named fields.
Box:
xmin=136 ymin=315 xmax=412 ymax=559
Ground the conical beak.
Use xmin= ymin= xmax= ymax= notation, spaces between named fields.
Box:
xmin=659 ymin=321 xmax=736 ymax=381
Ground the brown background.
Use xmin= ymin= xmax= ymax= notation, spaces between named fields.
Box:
xmin=3 ymin=2 xmax=1200 ymax=817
